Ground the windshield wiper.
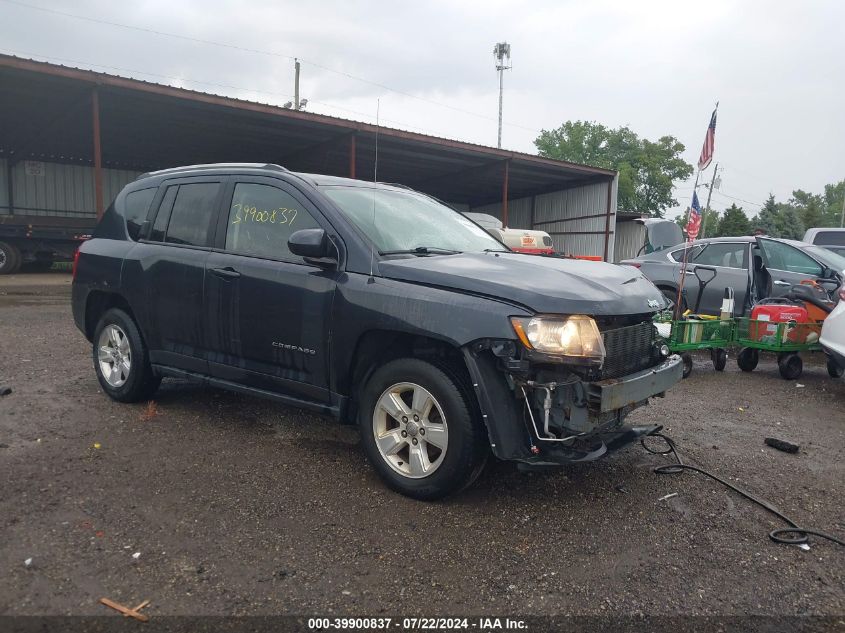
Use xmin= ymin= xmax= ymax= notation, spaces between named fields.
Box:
xmin=483 ymin=248 xmax=509 ymax=253
xmin=380 ymin=246 xmax=462 ymax=256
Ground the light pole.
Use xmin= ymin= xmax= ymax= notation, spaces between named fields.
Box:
xmin=493 ymin=42 xmax=511 ymax=149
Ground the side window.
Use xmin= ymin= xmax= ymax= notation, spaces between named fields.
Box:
xmin=123 ymin=188 xmax=157 ymax=241
xmin=224 ymin=183 xmax=321 ymax=261
xmin=692 ymin=242 xmax=748 ymax=269
xmin=150 ymin=186 xmax=177 ymax=242
xmin=164 ymin=183 xmax=221 ymax=247
xmin=669 ymin=245 xmax=703 ymax=262
xmin=760 ymin=240 xmax=822 ymax=275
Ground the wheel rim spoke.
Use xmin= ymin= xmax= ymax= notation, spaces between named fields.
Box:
xmin=376 ymin=429 xmax=406 ymax=456
xmin=380 ymin=391 xmax=410 ymax=421
xmin=408 ymin=444 xmax=431 ymax=476
xmin=422 ymin=423 xmax=448 ymax=450
xmin=98 ymin=346 xmax=113 ymax=362
xmin=411 ymin=387 xmax=433 ymax=419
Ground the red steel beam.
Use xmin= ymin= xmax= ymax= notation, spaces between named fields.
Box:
xmin=603 ymin=176 xmax=614 ymax=261
xmin=91 ymin=87 xmax=104 ymax=219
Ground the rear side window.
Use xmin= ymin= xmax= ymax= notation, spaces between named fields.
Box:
xmin=814 ymin=230 xmax=845 ymax=247
xmin=164 ymin=183 xmax=221 ymax=247
xmin=224 ymin=183 xmax=320 ymax=261
xmin=692 ymin=242 xmax=748 ymax=269
xmin=123 ymin=188 xmax=157 ymax=241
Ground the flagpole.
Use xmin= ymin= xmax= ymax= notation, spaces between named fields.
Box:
xmin=674 ymin=168 xmax=700 ymax=319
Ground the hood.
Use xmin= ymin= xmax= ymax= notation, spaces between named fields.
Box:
xmin=378 ymin=252 xmax=668 ymax=315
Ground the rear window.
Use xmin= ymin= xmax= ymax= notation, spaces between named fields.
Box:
xmin=123 ymin=188 xmax=157 ymax=241
xmin=812 ymin=230 xmax=845 ymax=247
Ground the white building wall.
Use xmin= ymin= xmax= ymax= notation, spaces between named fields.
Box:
xmin=470 ymin=177 xmax=618 ymax=260
xmin=0 ymin=159 xmax=141 ymax=217
xmin=614 ymin=220 xmax=647 ymax=262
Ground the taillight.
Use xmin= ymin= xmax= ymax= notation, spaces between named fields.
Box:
xmin=72 ymin=248 xmax=81 ymax=281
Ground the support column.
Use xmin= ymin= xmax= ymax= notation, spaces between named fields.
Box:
xmin=348 ymin=134 xmax=356 ymax=179
xmin=92 ymin=87 xmax=104 ymax=219
xmin=502 ymin=159 xmax=510 ymax=228
xmin=603 ymin=177 xmax=613 ymax=262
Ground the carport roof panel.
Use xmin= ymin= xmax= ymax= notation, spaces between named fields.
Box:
xmin=0 ymin=54 xmax=616 ymax=205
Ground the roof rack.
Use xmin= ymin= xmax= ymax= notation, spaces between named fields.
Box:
xmin=137 ymin=163 xmax=288 ymax=180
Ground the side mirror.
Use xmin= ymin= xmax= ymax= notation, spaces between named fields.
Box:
xmin=288 ymin=228 xmax=337 ymax=267
xmin=820 ymin=267 xmax=836 ymax=280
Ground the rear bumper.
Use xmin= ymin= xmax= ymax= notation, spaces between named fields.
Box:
xmin=587 ymin=355 xmax=683 ymax=413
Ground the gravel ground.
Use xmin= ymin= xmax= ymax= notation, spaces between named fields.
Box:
xmin=0 ymin=272 xmax=843 ymax=619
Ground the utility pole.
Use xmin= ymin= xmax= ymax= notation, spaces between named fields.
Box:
xmin=294 ymin=58 xmax=301 ymax=110
xmin=493 ymin=42 xmax=511 ymax=149
xmin=701 ymin=163 xmax=719 ymax=238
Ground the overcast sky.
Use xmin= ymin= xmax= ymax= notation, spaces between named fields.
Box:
xmin=1 ymin=0 xmax=843 ymax=218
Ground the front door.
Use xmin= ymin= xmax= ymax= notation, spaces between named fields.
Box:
xmin=204 ymin=177 xmax=338 ymax=404
xmin=756 ymin=237 xmax=823 ymax=298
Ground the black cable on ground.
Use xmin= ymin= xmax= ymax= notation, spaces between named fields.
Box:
xmin=641 ymin=433 xmax=845 ymax=548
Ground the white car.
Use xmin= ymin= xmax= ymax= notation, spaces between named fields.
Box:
xmin=820 ymin=285 xmax=845 ymax=378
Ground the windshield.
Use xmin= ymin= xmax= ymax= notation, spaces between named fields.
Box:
xmin=322 ymin=186 xmax=507 ymax=254
xmin=806 ymin=245 xmax=845 ymax=272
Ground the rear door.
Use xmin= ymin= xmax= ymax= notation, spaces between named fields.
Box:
xmin=756 ymin=237 xmax=823 ymax=297
xmin=685 ymin=241 xmax=750 ymax=314
xmin=204 ymin=176 xmax=338 ymax=404
xmin=136 ymin=177 xmax=225 ymax=373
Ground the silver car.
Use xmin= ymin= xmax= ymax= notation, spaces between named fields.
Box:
xmin=620 ymin=236 xmax=845 ymax=315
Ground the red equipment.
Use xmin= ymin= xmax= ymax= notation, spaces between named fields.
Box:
xmin=750 ymin=301 xmax=812 ymax=344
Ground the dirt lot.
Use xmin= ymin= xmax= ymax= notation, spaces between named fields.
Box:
xmin=0 ymin=272 xmax=843 ymax=619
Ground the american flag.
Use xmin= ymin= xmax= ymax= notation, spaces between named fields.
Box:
xmin=698 ymin=107 xmax=718 ymax=170
xmin=685 ymin=191 xmax=702 ymax=240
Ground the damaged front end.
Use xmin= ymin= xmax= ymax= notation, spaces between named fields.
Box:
xmin=463 ymin=314 xmax=682 ymax=468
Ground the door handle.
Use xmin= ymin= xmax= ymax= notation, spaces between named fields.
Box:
xmin=210 ymin=266 xmax=241 ymax=280
xmin=773 ymin=280 xmax=790 ymax=286
xmin=684 ymin=270 xmax=697 ymax=275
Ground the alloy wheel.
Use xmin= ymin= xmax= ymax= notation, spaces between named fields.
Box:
xmin=372 ymin=382 xmax=448 ymax=479
xmin=97 ymin=324 xmax=132 ymax=387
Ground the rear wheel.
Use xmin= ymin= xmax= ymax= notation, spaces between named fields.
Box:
xmin=826 ymin=358 xmax=844 ymax=379
xmin=0 ymin=241 xmax=21 ymax=275
xmin=777 ymin=353 xmax=803 ymax=380
xmin=737 ymin=347 xmax=759 ymax=372
xmin=358 ymin=358 xmax=488 ymax=500
xmin=92 ymin=308 xmax=160 ymax=402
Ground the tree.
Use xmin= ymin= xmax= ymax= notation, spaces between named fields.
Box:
xmin=822 ymin=180 xmax=845 ymax=226
xmin=534 ymin=121 xmax=693 ymax=218
xmin=717 ymin=204 xmax=752 ymax=237
xmin=788 ymin=190 xmax=824 ymax=229
xmin=753 ymin=194 xmax=780 ymax=236
xmin=775 ymin=205 xmax=805 ymax=239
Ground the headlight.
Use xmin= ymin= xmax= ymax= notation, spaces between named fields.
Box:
xmin=510 ymin=315 xmax=606 ymax=364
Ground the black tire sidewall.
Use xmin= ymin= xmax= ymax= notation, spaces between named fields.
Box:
xmin=681 ymin=353 xmax=693 ymax=379
xmin=778 ymin=354 xmax=802 ymax=380
xmin=712 ymin=348 xmax=727 ymax=371
xmin=92 ymin=308 xmax=158 ymax=403
xmin=0 ymin=241 xmax=20 ymax=275
xmin=358 ymin=358 xmax=486 ymax=500
xmin=737 ymin=348 xmax=758 ymax=372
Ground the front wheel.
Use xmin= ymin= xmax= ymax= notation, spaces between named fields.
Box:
xmin=92 ymin=308 xmax=161 ymax=402
xmin=358 ymin=358 xmax=488 ymax=500
xmin=828 ymin=358 xmax=845 ymax=379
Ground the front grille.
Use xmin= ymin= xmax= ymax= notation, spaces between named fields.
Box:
xmin=600 ymin=321 xmax=658 ymax=380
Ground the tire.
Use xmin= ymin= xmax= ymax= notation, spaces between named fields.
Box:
xmin=777 ymin=353 xmax=803 ymax=380
xmin=681 ymin=353 xmax=693 ymax=379
xmin=92 ymin=308 xmax=161 ymax=403
xmin=0 ymin=240 xmax=21 ymax=275
xmin=737 ymin=347 xmax=759 ymax=372
xmin=827 ymin=358 xmax=844 ymax=379
xmin=358 ymin=357 xmax=488 ymax=500
xmin=660 ymin=286 xmax=686 ymax=313
xmin=711 ymin=348 xmax=727 ymax=371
